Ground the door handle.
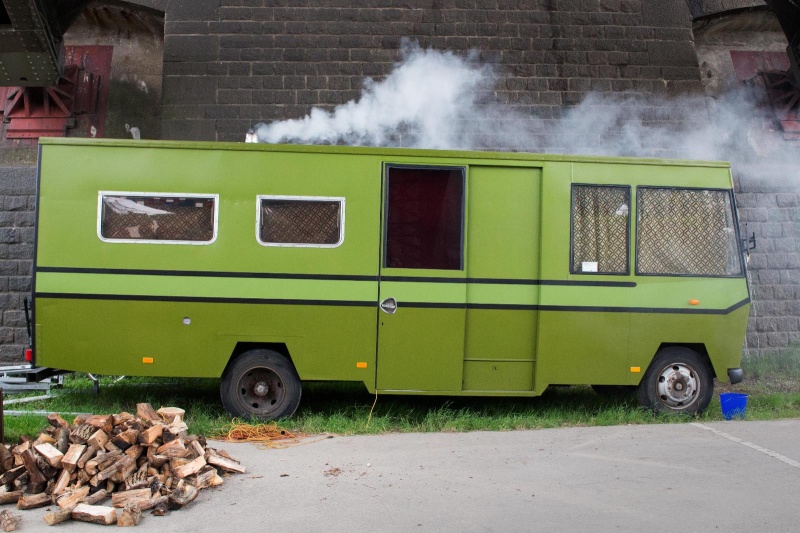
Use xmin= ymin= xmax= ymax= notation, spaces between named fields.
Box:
xmin=380 ymin=297 xmax=398 ymax=315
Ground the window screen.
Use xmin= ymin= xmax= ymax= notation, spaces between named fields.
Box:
xmin=259 ymin=197 xmax=343 ymax=246
xmin=637 ymin=188 xmax=742 ymax=276
xmin=571 ymin=185 xmax=630 ymax=274
xmin=100 ymin=194 xmax=216 ymax=243
xmin=385 ymin=166 xmax=464 ymax=270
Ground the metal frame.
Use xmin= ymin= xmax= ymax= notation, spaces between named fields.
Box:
xmin=97 ymin=191 xmax=220 ymax=245
xmin=255 ymin=194 xmax=346 ymax=248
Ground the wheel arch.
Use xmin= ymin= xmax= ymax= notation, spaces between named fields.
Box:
xmin=653 ymin=343 xmax=715 ymax=378
xmin=222 ymin=342 xmax=295 ymax=379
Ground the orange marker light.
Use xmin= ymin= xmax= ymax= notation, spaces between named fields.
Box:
xmin=630 ymin=367 xmax=641 ymax=373
xmin=142 ymin=357 xmax=154 ymax=364
xmin=689 ymin=299 xmax=700 ymax=305
xmin=356 ymin=362 xmax=368 ymax=369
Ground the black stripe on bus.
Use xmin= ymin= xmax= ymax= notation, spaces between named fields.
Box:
xmin=36 ymin=293 xmax=750 ymax=315
xmin=35 ymin=266 xmax=636 ymax=287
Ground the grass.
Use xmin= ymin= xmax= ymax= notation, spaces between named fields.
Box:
xmin=2 ymin=348 xmax=799 ymax=443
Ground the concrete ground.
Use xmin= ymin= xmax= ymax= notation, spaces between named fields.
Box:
xmin=12 ymin=419 xmax=800 ymax=532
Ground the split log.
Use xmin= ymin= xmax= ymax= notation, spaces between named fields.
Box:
xmin=87 ymin=429 xmax=109 ymax=451
xmin=77 ymin=445 xmax=98 ymax=470
xmin=111 ymin=488 xmax=151 ymax=508
xmin=84 ymin=489 xmax=108 ymax=506
xmin=61 ymin=444 xmax=86 ymax=473
xmin=0 ymin=465 xmax=25 ymax=485
xmin=192 ymin=467 xmax=224 ymax=490
xmin=33 ymin=443 xmax=64 ymax=469
xmin=111 ymin=430 xmax=139 ymax=451
xmin=151 ymin=500 xmax=168 ymax=516
xmin=172 ymin=456 xmax=206 ymax=479
xmin=0 ymin=447 xmax=14 ymax=472
xmin=85 ymin=416 xmax=114 ymax=434
xmin=17 ymin=492 xmax=51 ymax=510
xmin=156 ymin=407 xmax=185 ymax=422
xmin=0 ymin=492 xmax=21 ymax=505
xmin=124 ymin=445 xmax=143 ymax=462
xmin=69 ymin=424 xmax=94 ymax=445
xmin=118 ymin=503 xmax=141 ymax=527
xmin=124 ymin=466 xmax=149 ymax=491
xmin=33 ymin=433 xmax=56 ymax=446
xmin=56 ymin=485 xmax=90 ymax=509
xmin=168 ymin=481 xmax=198 ymax=510
xmin=138 ymin=425 xmax=162 ymax=446
xmin=189 ymin=440 xmax=205 ymax=459
xmin=104 ymin=441 xmax=121 ymax=454
xmin=47 ymin=414 xmax=69 ymax=428
xmin=55 ymin=428 xmax=70 ymax=454
xmin=19 ymin=450 xmax=47 ymax=492
xmin=135 ymin=404 xmax=160 ymax=423
xmin=53 ymin=469 xmax=72 ymax=496
xmin=156 ymin=439 xmax=186 ymax=458
xmin=113 ymin=412 xmax=135 ymax=427
xmin=0 ymin=509 xmax=18 ymax=531
xmin=96 ymin=455 xmax=133 ymax=482
xmin=71 ymin=504 xmax=117 ymax=525
xmin=206 ymin=451 xmax=246 ymax=474
xmin=43 ymin=506 xmax=74 ymax=526
xmin=138 ymin=495 xmax=167 ymax=512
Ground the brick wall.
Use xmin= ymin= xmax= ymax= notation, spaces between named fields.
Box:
xmin=161 ymin=0 xmax=705 ymax=142
xmin=0 ymin=149 xmax=37 ymax=363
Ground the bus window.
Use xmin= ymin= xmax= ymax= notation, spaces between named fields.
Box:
xmin=258 ymin=196 xmax=344 ymax=247
xmin=570 ymin=184 xmax=630 ymax=274
xmin=384 ymin=166 xmax=465 ymax=270
xmin=99 ymin=193 xmax=217 ymax=244
xmin=636 ymin=187 xmax=742 ymax=277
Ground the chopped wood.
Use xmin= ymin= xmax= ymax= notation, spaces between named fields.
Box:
xmin=97 ymin=455 xmax=133 ymax=483
xmin=55 ymin=428 xmax=70 ymax=454
xmin=77 ymin=445 xmax=98 ymax=470
xmin=113 ymin=412 xmax=136 ymax=427
xmin=53 ymin=469 xmax=71 ymax=496
xmin=138 ymin=425 xmax=162 ymax=446
xmin=85 ymin=415 xmax=114 ymax=434
xmin=61 ymin=444 xmax=86 ymax=473
xmin=151 ymin=500 xmax=168 ymax=516
xmin=156 ymin=439 xmax=186 ymax=457
xmin=136 ymin=404 xmax=160 ymax=423
xmin=104 ymin=441 xmax=121 ymax=453
xmin=33 ymin=433 xmax=56 ymax=446
xmin=17 ymin=492 xmax=51 ymax=510
xmin=56 ymin=485 xmax=90 ymax=509
xmin=156 ymin=407 xmax=185 ymax=422
xmin=0 ymin=492 xmax=21 ymax=505
xmin=205 ymin=451 xmax=246 ymax=474
xmin=0 ymin=509 xmax=18 ymax=531
xmin=47 ymin=414 xmax=69 ymax=428
xmin=71 ymin=504 xmax=117 ymax=525
xmin=84 ymin=489 xmax=108 ymax=506
xmin=43 ymin=506 xmax=74 ymax=526
xmin=191 ymin=467 xmax=224 ymax=490
xmin=124 ymin=445 xmax=144 ymax=462
xmin=111 ymin=430 xmax=139 ymax=451
xmin=110 ymin=459 xmax=137 ymax=484
xmin=0 ymin=447 xmax=14 ymax=472
xmin=168 ymin=482 xmax=198 ymax=510
xmin=149 ymin=454 xmax=169 ymax=469
xmin=34 ymin=443 xmax=64 ymax=469
xmin=172 ymin=455 xmax=206 ymax=479
xmin=124 ymin=466 xmax=149 ymax=491
xmin=111 ymin=488 xmax=152 ymax=508
xmin=87 ymin=429 xmax=109 ymax=451
xmin=69 ymin=424 xmax=95 ymax=445
xmin=138 ymin=494 xmax=167 ymax=512
xmin=118 ymin=503 xmax=141 ymax=527
xmin=19 ymin=450 xmax=47 ymax=490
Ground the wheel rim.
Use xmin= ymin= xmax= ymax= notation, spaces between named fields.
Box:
xmin=236 ymin=367 xmax=285 ymax=416
xmin=656 ymin=363 xmax=699 ymax=409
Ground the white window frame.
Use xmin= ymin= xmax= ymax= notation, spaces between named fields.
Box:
xmin=97 ymin=191 xmax=220 ymax=245
xmin=256 ymin=195 xmax=345 ymax=248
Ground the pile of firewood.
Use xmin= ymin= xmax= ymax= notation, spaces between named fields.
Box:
xmin=0 ymin=403 xmax=245 ymax=528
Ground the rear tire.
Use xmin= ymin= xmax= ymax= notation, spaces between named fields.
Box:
xmin=636 ymin=347 xmax=713 ymax=415
xmin=220 ymin=349 xmax=302 ymax=421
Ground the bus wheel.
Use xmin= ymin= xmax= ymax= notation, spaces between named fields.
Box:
xmin=636 ymin=347 xmax=713 ymax=415
xmin=220 ymin=349 xmax=302 ymax=421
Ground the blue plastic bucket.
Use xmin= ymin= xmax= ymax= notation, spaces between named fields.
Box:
xmin=720 ymin=392 xmax=748 ymax=420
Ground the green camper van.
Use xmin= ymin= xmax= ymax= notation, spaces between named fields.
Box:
xmin=31 ymin=138 xmax=750 ymax=419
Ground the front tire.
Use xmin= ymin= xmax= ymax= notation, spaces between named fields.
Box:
xmin=636 ymin=347 xmax=713 ymax=415
xmin=220 ymin=349 xmax=302 ymax=420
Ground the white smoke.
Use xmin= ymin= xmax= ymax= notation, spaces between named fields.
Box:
xmin=249 ymin=40 xmax=800 ymax=181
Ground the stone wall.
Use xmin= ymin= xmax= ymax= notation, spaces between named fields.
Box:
xmin=161 ymin=0 xmax=704 ymax=142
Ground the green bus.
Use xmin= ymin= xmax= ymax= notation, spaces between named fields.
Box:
xmin=31 ymin=138 xmax=750 ymax=419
